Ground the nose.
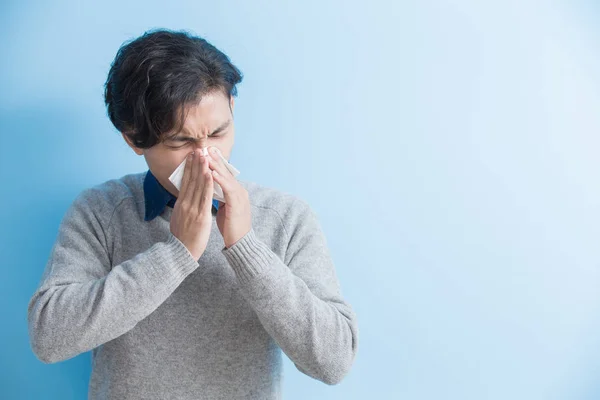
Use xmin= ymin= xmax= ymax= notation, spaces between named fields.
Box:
xmin=192 ymin=141 xmax=209 ymax=155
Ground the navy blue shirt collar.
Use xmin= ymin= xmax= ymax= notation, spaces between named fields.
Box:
xmin=143 ymin=169 xmax=220 ymax=221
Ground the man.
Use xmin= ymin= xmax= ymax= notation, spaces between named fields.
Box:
xmin=27 ymin=28 xmax=358 ymax=399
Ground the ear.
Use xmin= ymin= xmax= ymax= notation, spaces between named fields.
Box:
xmin=121 ymin=132 xmax=144 ymax=155
xmin=230 ymin=96 xmax=235 ymax=113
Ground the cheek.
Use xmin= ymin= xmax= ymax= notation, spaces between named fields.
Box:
xmin=214 ymin=138 xmax=234 ymax=160
xmin=146 ymin=149 xmax=187 ymax=176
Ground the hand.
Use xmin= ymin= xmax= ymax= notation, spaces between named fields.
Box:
xmin=169 ymin=149 xmax=214 ymax=261
xmin=207 ymin=146 xmax=252 ymax=248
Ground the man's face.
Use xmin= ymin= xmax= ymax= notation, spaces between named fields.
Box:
xmin=123 ymin=90 xmax=235 ymax=197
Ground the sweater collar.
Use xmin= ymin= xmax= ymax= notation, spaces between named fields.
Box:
xmin=143 ymin=169 xmax=219 ymax=221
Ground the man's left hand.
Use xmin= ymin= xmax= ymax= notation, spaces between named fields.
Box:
xmin=207 ymin=146 xmax=252 ymax=249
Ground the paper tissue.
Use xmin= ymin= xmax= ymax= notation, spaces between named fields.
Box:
xmin=168 ymin=147 xmax=240 ymax=203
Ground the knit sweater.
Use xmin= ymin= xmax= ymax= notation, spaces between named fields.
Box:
xmin=27 ymin=171 xmax=359 ymax=399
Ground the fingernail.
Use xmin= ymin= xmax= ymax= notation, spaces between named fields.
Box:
xmin=211 ymin=147 xmax=218 ymax=154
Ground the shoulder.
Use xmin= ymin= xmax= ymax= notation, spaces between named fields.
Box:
xmin=238 ymin=178 xmax=315 ymax=232
xmin=69 ymin=171 xmax=144 ymax=225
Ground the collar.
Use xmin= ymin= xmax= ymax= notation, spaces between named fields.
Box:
xmin=143 ymin=169 xmax=219 ymax=221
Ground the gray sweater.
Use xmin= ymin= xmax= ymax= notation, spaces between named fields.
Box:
xmin=27 ymin=171 xmax=358 ymax=399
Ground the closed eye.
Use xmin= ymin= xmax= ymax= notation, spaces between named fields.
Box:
xmin=165 ymin=134 xmax=223 ymax=148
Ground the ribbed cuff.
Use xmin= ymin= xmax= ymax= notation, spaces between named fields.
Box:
xmin=222 ymin=228 xmax=275 ymax=284
xmin=144 ymin=233 xmax=199 ymax=288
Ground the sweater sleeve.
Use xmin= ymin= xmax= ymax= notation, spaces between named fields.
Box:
xmin=221 ymin=198 xmax=359 ymax=385
xmin=27 ymin=189 xmax=200 ymax=364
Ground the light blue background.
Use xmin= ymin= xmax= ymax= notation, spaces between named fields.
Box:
xmin=2 ymin=0 xmax=600 ymax=399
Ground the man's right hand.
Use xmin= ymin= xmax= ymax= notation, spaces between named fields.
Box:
xmin=170 ymin=149 xmax=214 ymax=261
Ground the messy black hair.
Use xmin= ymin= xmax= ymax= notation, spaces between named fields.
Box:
xmin=104 ymin=28 xmax=243 ymax=149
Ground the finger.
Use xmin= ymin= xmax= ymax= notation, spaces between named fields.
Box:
xmin=190 ymin=151 xmax=206 ymax=209
xmin=202 ymin=160 xmax=214 ymax=211
xmin=211 ymin=167 xmax=234 ymax=204
xmin=178 ymin=151 xmax=195 ymax=201
xmin=207 ymin=146 xmax=233 ymax=179
xmin=181 ymin=149 xmax=198 ymax=205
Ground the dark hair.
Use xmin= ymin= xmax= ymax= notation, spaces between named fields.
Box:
xmin=104 ymin=28 xmax=243 ymax=149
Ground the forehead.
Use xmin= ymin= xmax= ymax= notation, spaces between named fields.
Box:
xmin=182 ymin=91 xmax=230 ymax=126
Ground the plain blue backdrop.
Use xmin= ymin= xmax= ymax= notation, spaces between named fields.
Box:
xmin=2 ymin=0 xmax=600 ymax=399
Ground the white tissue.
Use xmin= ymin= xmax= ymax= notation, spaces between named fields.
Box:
xmin=168 ymin=147 xmax=240 ymax=203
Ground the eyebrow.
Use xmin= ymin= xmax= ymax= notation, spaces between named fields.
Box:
xmin=166 ymin=119 xmax=231 ymax=141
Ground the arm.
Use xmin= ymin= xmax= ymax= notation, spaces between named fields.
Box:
xmin=27 ymin=189 xmax=200 ymax=364
xmin=221 ymin=198 xmax=359 ymax=385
